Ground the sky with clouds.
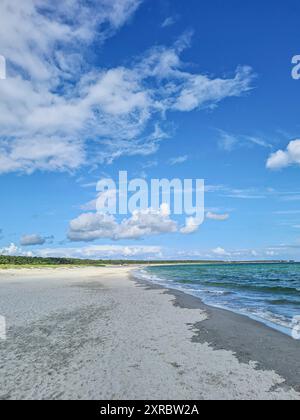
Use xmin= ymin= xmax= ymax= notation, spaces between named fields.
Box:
xmin=1 ymin=0 xmax=300 ymax=261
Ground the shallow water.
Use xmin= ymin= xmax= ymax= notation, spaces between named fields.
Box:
xmin=135 ymin=263 xmax=300 ymax=337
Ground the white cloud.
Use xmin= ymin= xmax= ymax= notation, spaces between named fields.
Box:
xmin=68 ymin=204 xmax=178 ymax=241
xmin=206 ymin=212 xmax=229 ymax=221
xmin=265 ymin=250 xmax=276 ymax=257
xmin=37 ymin=245 xmax=162 ymax=259
xmin=161 ymin=16 xmax=178 ymax=28
xmin=0 ymin=1 xmax=254 ymax=174
xmin=212 ymin=247 xmax=230 ymax=257
xmin=245 ymin=135 xmax=273 ymax=149
xmin=0 ymin=137 xmax=86 ymax=173
xmin=1 ymin=242 xmax=163 ymax=259
xmin=0 ymin=243 xmax=33 ymax=256
xmin=266 ymin=140 xmax=300 ymax=170
xmin=180 ymin=217 xmax=202 ymax=234
xmin=0 ymin=0 xmax=144 ymax=173
xmin=80 ymin=199 xmax=98 ymax=212
xmin=218 ymin=130 xmax=272 ymax=152
xmin=69 ymin=195 xmax=207 ymax=241
xmin=183 ymin=246 xmax=282 ymax=260
xmin=168 ymin=155 xmax=188 ymax=165
xmin=206 ymin=184 xmax=268 ymax=200
xmin=0 ymin=241 xmax=290 ymax=261
xmin=173 ymin=65 xmax=253 ymax=112
xmin=142 ymin=160 xmax=158 ymax=169
xmin=20 ymin=234 xmax=46 ymax=246
xmin=218 ymin=132 xmax=237 ymax=151
xmin=0 ymin=1 xmax=142 ymax=65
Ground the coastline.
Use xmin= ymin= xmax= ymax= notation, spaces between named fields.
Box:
xmin=132 ymin=272 xmax=300 ymax=393
xmin=133 ymin=263 xmax=300 ymax=338
xmin=0 ymin=266 xmax=299 ymax=400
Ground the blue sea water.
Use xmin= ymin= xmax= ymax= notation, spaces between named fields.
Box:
xmin=134 ymin=263 xmax=300 ymax=337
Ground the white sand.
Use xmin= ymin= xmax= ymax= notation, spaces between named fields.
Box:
xmin=0 ymin=266 xmax=299 ymax=400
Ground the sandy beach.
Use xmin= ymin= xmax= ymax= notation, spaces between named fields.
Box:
xmin=0 ymin=266 xmax=299 ymax=400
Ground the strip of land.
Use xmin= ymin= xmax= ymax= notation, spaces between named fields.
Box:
xmin=0 ymin=266 xmax=299 ymax=400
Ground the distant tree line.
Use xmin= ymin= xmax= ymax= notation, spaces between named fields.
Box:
xmin=0 ymin=255 xmax=217 ymax=266
xmin=0 ymin=255 xmax=188 ymax=266
xmin=0 ymin=255 xmax=294 ymax=266
xmin=0 ymin=255 xmax=105 ymax=266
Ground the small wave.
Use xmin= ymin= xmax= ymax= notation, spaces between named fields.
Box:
xmin=178 ymin=279 xmax=197 ymax=284
xmin=205 ymin=290 xmax=233 ymax=296
xmin=268 ymin=298 xmax=300 ymax=307
xmin=138 ymin=266 xmax=300 ymax=337
xmin=132 ymin=269 xmax=165 ymax=284
xmin=203 ymin=281 xmax=300 ymax=295
xmin=244 ymin=309 xmax=292 ymax=331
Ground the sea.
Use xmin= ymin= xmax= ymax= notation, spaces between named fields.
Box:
xmin=134 ymin=263 xmax=300 ymax=337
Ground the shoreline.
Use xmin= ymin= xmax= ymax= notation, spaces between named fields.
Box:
xmin=132 ymin=264 xmax=300 ymax=338
xmin=0 ymin=266 xmax=299 ymax=400
xmin=132 ymin=272 xmax=300 ymax=393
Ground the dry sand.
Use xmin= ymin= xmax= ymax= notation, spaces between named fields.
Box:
xmin=0 ymin=266 xmax=299 ymax=400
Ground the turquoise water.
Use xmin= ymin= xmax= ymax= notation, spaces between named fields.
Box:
xmin=135 ymin=263 xmax=300 ymax=336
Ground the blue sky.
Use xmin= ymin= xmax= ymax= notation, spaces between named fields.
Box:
xmin=1 ymin=0 xmax=300 ymax=260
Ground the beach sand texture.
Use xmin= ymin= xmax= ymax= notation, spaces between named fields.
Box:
xmin=0 ymin=266 xmax=299 ymax=400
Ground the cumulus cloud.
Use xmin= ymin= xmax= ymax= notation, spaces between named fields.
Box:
xmin=20 ymin=234 xmax=47 ymax=246
xmin=175 ymin=246 xmax=283 ymax=261
xmin=180 ymin=217 xmax=202 ymax=234
xmin=0 ymin=243 xmax=33 ymax=256
xmin=37 ymin=245 xmax=162 ymax=259
xmin=68 ymin=204 xmax=178 ymax=241
xmin=0 ymin=0 xmax=144 ymax=173
xmin=0 ymin=242 xmax=162 ymax=259
xmin=206 ymin=212 xmax=229 ymax=221
xmin=212 ymin=247 xmax=230 ymax=257
xmin=266 ymin=140 xmax=300 ymax=170
xmin=0 ymin=1 xmax=254 ymax=174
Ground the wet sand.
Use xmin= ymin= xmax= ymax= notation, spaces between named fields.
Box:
xmin=136 ymin=279 xmax=300 ymax=392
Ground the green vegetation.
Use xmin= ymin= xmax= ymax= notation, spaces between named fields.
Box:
xmin=0 ymin=255 xmax=295 ymax=269
xmin=0 ymin=255 xmax=106 ymax=268
xmin=0 ymin=255 xmax=209 ymax=267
